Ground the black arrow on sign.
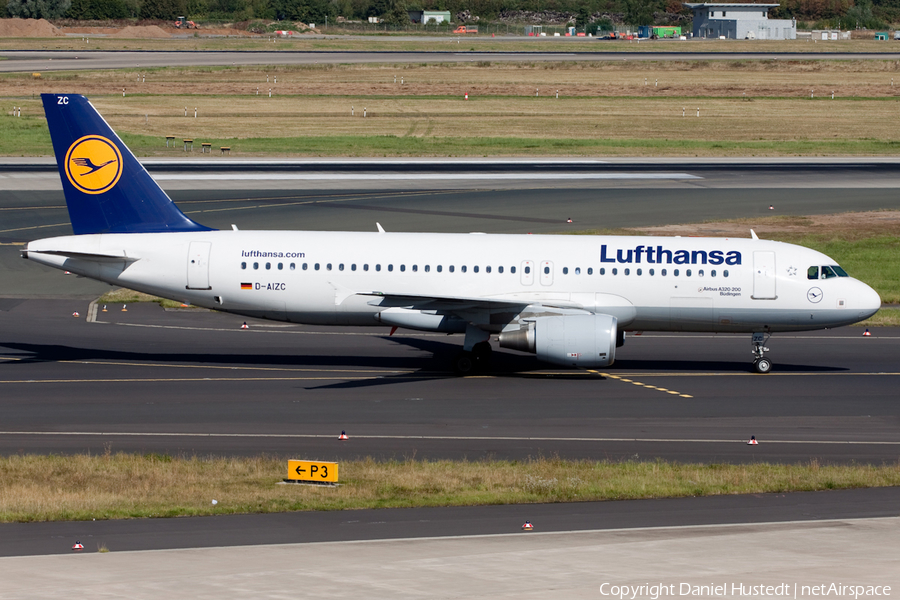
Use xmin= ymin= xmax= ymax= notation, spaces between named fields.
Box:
xmin=295 ymin=466 xmax=306 ymax=475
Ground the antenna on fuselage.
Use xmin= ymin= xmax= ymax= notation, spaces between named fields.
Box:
xmin=750 ymin=229 xmax=759 ymax=240
xmin=376 ymin=222 xmax=386 ymax=233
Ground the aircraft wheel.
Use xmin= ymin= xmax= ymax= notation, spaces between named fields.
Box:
xmin=453 ymin=352 xmax=474 ymax=375
xmin=471 ymin=342 xmax=493 ymax=372
xmin=753 ymin=357 xmax=773 ymax=374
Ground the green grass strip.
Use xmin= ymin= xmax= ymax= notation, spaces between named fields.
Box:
xmin=1 ymin=454 xmax=899 ymax=522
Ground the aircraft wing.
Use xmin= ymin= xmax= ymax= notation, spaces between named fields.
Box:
xmin=360 ymin=291 xmax=585 ymax=312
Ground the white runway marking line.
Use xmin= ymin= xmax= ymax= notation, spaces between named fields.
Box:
xmin=154 ymin=173 xmax=702 ymax=181
xmin=0 ymin=431 xmax=898 ymax=445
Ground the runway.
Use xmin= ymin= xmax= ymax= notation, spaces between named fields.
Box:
xmin=3 ymin=50 xmax=900 ymax=72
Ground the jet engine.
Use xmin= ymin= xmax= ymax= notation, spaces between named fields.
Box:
xmin=498 ymin=314 xmax=618 ymax=368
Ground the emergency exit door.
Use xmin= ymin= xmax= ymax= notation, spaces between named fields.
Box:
xmin=186 ymin=241 xmax=212 ymax=290
xmin=752 ymin=251 xmax=776 ymax=299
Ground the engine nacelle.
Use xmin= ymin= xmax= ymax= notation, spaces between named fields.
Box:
xmin=498 ymin=314 xmax=617 ymax=368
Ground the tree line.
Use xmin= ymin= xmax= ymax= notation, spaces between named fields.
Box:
xmin=4 ymin=0 xmax=896 ymax=29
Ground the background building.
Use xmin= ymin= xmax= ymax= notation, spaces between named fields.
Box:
xmin=684 ymin=3 xmax=796 ymax=39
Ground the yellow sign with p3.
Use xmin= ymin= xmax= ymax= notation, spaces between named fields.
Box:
xmin=287 ymin=460 xmax=339 ymax=483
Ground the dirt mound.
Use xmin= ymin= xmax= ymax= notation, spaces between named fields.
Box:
xmin=0 ymin=18 xmax=64 ymax=37
xmin=112 ymin=25 xmax=171 ymax=38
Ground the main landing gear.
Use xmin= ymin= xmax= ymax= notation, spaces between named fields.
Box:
xmin=454 ymin=342 xmax=492 ymax=375
xmin=454 ymin=325 xmax=493 ymax=375
xmin=751 ymin=332 xmax=772 ymax=374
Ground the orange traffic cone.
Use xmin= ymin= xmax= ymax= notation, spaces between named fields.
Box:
xmin=241 ymin=322 xmax=249 ymax=329
xmin=72 ymin=541 xmax=84 ymax=550
xmin=72 ymin=311 xmax=80 ymax=317
xmin=748 ymin=436 xmax=758 ymax=445
xmin=339 ymin=431 xmax=349 ymax=440
xmin=522 ymin=521 xmax=534 ymax=531
xmin=863 ymin=329 xmax=872 ymax=337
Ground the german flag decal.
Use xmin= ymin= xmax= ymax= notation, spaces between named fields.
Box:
xmin=241 ymin=283 xmax=252 ymax=290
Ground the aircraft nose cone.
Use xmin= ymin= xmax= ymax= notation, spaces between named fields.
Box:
xmin=858 ymin=281 xmax=882 ymax=319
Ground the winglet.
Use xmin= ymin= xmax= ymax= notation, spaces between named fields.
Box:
xmin=42 ymin=94 xmax=213 ymax=235
xmin=750 ymin=229 xmax=759 ymax=240
xmin=376 ymin=222 xmax=386 ymax=233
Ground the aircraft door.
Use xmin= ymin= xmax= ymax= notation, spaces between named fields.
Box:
xmin=520 ymin=260 xmax=534 ymax=286
xmin=752 ymin=251 xmax=776 ymax=299
xmin=186 ymin=241 xmax=212 ymax=290
xmin=540 ymin=261 xmax=553 ymax=286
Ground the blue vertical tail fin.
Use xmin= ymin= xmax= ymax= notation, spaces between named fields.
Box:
xmin=42 ymin=94 xmax=213 ymax=235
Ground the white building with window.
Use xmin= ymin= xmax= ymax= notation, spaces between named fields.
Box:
xmin=684 ymin=3 xmax=796 ymax=39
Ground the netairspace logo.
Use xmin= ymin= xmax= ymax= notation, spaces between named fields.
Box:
xmin=599 ymin=583 xmax=892 ymax=599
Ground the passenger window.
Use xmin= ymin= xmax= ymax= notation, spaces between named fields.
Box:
xmin=339 ymin=264 xmax=344 ymax=271
xmin=822 ymin=266 xmax=838 ymax=279
xmin=562 ymin=267 xmax=568 ymax=275
xmin=624 ymin=268 xmax=630 ymax=276
xmin=351 ymin=264 xmax=357 ymax=271
xmin=511 ymin=266 xmax=516 ymax=274
xmin=290 ymin=263 xmax=295 ymax=270
xmin=600 ymin=268 xmax=605 ymax=275
xmin=412 ymin=265 xmax=417 ymax=272
xmin=254 ymin=262 xmax=259 ymax=270
xmin=587 ymin=268 xmax=593 ymax=275
xmin=376 ymin=264 xmax=381 ymax=272
xmin=498 ymin=266 xmax=503 ymax=274
xmin=450 ymin=266 xmax=455 ymax=273
xmin=637 ymin=268 xmax=642 ymax=276
xmin=612 ymin=268 xmax=618 ymax=275
xmin=649 ymin=268 xmax=654 ymax=276
xmin=724 ymin=270 xmax=729 ymax=277
xmin=661 ymin=269 xmax=667 ymax=276
xmin=437 ymin=265 xmax=443 ymax=272
xmin=277 ymin=263 xmax=283 ymax=270
xmin=686 ymin=269 xmax=692 ymax=277
xmin=807 ymin=266 xmax=819 ymax=280
xmin=363 ymin=264 xmax=369 ymax=271
xmin=546 ymin=266 xmax=553 ymax=275
xmin=674 ymin=269 xmax=680 ymax=276
xmin=314 ymin=263 xmax=320 ymax=270
xmin=425 ymin=265 xmax=430 ymax=272
xmin=698 ymin=269 xmax=703 ymax=277
xmin=711 ymin=270 xmax=716 ymax=277
xmin=266 ymin=262 xmax=271 ymax=270
xmin=388 ymin=264 xmax=393 ymax=272
xmin=241 ymin=262 xmax=247 ymax=269
xmin=524 ymin=266 xmax=531 ymax=274
xmin=486 ymin=266 xmax=491 ymax=273
xmin=302 ymin=263 xmax=308 ymax=270
xmin=575 ymin=267 xmax=581 ymax=275
xmin=473 ymin=266 xmax=479 ymax=273
xmin=399 ymin=265 xmax=405 ymax=272
xmin=461 ymin=266 xmax=467 ymax=273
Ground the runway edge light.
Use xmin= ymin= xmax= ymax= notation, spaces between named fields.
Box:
xmin=863 ymin=328 xmax=872 ymax=336
xmin=72 ymin=541 xmax=84 ymax=550
xmin=522 ymin=521 xmax=534 ymax=531
xmin=339 ymin=430 xmax=348 ymax=440
xmin=748 ymin=436 xmax=758 ymax=445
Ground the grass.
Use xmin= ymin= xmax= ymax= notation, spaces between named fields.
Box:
xmin=97 ymin=287 xmax=189 ymax=309
xmin=7 ymin=60 xmax=900 ymax=157
xmin=1 ymin=453 xmax=898 ymax=522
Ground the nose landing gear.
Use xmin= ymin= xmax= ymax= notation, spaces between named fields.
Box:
xmin=751 ymin=332 xmax=772 ymax=373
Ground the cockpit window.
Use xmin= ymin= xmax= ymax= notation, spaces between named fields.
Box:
xmin=821 ymin=265 xmax=838 ymax=279
xmin=832 ymin=265 xmax=849 ymax=277
xmin=807 ymin=266 xmax=819 ymax=280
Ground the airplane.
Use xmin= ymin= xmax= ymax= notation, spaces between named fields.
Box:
xmin=23 ymin=94 xmax=882 ymax=374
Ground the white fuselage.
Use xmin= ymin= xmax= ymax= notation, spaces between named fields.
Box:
xmin=25 ymin=230 xmax=881 ymax=334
